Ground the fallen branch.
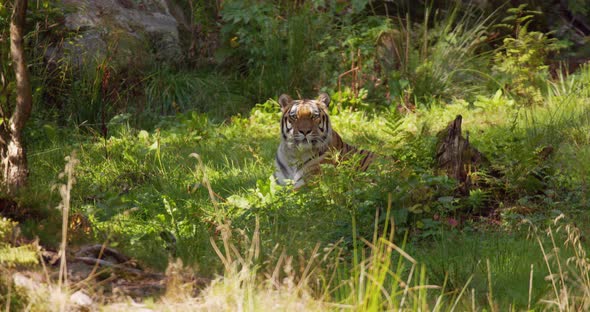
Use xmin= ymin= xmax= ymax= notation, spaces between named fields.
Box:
xmin=74 ymin=256 xmax=164 ymax=279
xmin=75 ymin=244 xmax=130 ymax=264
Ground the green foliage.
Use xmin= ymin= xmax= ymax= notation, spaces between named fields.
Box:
xmin=143 ymin=67 xmax=246 ymax=118
xmin=0 ymin=219 xmax=38 ymax=310
xmin=0 ymin=245 xmax=39 ymax=267
xmin=492 ymin=4 xmax=563 ymax=106
xmin=341 ymin=3 xmax=498 ymax=107
xmin=219 ymin=1 xmax=332 ymax=100
xmin=0 ymin=218 xmax=16 ymax=242
xmin=12 ymin=62 xmax=590 ymax=308
xmin=566 ymin=0 xmax=590 ymax=15
xmin=0 ymin=1 xmax=69 ymax=121
xmin=0 ymin=219 xmax=38 ymax=267
xmin=5 ymin=0 xmax=590 ymax=309
xmin=409 ymin=229 xmax=555 ymax=308
xmin=330 ymin=88 xmax=370 ymax=111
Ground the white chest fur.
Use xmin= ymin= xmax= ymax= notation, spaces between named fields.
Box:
xmin=274 ymin=141 xmax=328 ymax=188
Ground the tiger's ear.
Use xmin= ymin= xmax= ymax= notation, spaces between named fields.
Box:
xmin=278 ymin=94 xmax=292 ymax=112
xmin=317 ymin=92 xmax=330 ymax=108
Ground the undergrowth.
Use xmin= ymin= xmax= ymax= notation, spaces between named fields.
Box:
xmin=10 ymin=61 xmax=589 ymax=308
xmin=1 ymin=1 xmax=589 ymax=310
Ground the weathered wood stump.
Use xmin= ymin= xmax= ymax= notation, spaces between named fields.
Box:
xmin=435 ymin=115 xmax=488 ymax=193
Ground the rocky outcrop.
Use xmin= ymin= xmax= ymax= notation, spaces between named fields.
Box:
xmin=60 ymin=0 xmax=183 ymax=69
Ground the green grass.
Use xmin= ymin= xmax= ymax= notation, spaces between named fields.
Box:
xmin=409 ymin=230 xmax=550 ymax=309
xmin=143 ymin=67 xmax=248 ymax=119
xmin=10 ymin=62 xmax=589 ymax=309
xmin=2 ymin=1 xmax=590 ymax=310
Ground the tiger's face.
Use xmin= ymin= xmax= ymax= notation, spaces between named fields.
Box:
xmin=279 ymin=93 xmax=332 ymax=150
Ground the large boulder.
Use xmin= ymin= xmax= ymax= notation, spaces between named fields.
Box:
xmin=60 ymin=0 xmax=183 ymax=69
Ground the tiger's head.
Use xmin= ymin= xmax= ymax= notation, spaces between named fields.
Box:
xmin=279 ymin=93 xmax=332 ymax=150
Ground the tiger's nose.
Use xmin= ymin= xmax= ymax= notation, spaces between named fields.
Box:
xmin=299 ymin=129 xmax=311 ymax=135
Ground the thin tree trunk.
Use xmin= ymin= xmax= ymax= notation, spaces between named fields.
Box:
xmin=2 ymin=0 xmax=32 ymax=194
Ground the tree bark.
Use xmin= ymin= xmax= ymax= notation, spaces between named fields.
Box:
xmin=435 ymin=115 xmax=487 ymax=194
xmin=2 ymin=0 xmax=32 ymax=194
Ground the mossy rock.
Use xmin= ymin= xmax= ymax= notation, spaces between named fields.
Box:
xmin=61 ymin=0 xmax=182 ymax=71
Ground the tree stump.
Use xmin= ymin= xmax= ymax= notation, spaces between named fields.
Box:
xmin=435 ymin=115 xmax=487 ymax=193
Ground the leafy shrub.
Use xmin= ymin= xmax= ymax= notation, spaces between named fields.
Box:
xmin=219 ymin=1 xmax=333 ymax=101
xmin=339 ymin=3 xmax=497 ymax=107
xmin=492 ymin=5 xmax=563 ymax=106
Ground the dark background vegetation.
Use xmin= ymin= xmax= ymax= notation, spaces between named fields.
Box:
xmin=8 ymin=0 xmax=590 ymax=123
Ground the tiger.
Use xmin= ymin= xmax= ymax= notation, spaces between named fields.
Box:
xmin=273 ymin=92 xmax=376 ymax=188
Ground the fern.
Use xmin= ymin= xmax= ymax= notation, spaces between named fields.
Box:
xmin=0 ymin=245 xmax=38 ymax=267
xmin=493 ymin=4 xmax=562 ymax=106
xmin=0 ymin=218 xmax=38 ymax=267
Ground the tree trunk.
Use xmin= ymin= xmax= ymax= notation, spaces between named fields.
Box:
xmin=1 ymin=0 xmax=32 ymax=194
xmin=3 ymin=132 xmax=28 ymax=194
